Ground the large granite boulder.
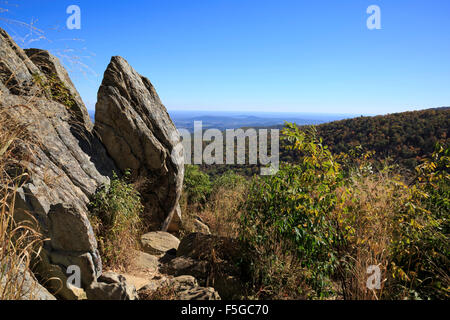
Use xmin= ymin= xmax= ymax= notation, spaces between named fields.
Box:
xmin=0 ymin=28 xmax=185 ymax=300
xmin=95 ymin=56 xmax=184 ymax=230
xmin=0 ymin=28 xmax=116 ymax=298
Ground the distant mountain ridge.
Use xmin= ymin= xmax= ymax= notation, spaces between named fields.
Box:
xmin=194 ymin=106 xmax=449 ymax=177
xmin=89 ymin=110 xmax=355 ymax=131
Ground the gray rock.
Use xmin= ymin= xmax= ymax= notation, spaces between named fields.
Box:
xmin=32 ymin=250 xmax=87 ymax=300
xmin=161 ymin=256 xmax=209 ymax=280
xmin=141 ymin=231 xmax=180 ymax=255
xmin=138 ymin=275 xmax=220 ymax=300
xmin=49 ymin=250 xmax=100 ymax=287
xmin=95 ymin=56 xmax=184 ymax=228
xmin=134 ymin=250 xmax=160 ymax=272
xmin=0 ymin=28 xmax=42 ymax=96
xmin=48 ymin=204 xmax=98 ymax=253
xmin=86 ymin=272 xmax=139 ymax=300
xmin=164 ymin=204 xmax=182 ymax=233
xmin=0 ymin=27 xmax=117 ymax=296
xmin=24 ymin=48 xmax=93 ymax=131
xmin=193 ymin=218 xmax=211 ymax=235
xmin=98 ymin=271 xmax=127 ymax=285
xmin=177 ymin=286 xmax=221 ymax=300
xmin=0 ymin=263 xmax=56 ymax=300
xmin=86 ymin=282 xmax=138 ymax=300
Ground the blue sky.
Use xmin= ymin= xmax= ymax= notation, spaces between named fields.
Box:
xmin=1 ymin=0 xmax=449 ymax=114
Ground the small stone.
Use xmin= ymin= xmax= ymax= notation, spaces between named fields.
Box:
xmin=141 ymin=231 xmax=180 ymax=255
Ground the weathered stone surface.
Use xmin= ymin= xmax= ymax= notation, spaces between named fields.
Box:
xmin=141 ymin=231 xmax=180 ymax=255
xmin=48 ymin=204 xmax=97 ymax=253
xmin=0 ymin=28 xmax=116 ymax=297
xmin=122 ymin=274 xmax=153 ymax=291
xmin=86 ymin=272 xmax=139 ymax=300
xmin=170 ymin=275 xmax=199 ymax=290
xmin=164 ymin=204 xmax=182 ymax=233
xmin=177 ymin=286 xmax=221 ymax=300
xmin=0 ymin=29 xmax=42 ymax=96
xmin=161 ymin=256 xmax=209 ymax=280
xmin=49 ymin=250 xmax=100 ymax=287
xmin=193 ymin=218 xmax=211 ymax=235
xmin=86 ymin=282 xmax=138 ymax=301
xmin=24 ymin=48 xmax=93 ymax=131
xmin=95 ymin=56 xmax=184 ymax=228
xmin=138 ymin=275 xmax=220 ymax=300
xmin=32 ymin=250 xmax=86 ymax=300
xmin=133 ymin=250 xmax=159 ymax=272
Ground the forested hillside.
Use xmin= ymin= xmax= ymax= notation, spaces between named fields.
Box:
xmin=305 ymin=107 xmax=449 ymax=169
xmin=199 ymin=107 xmax=449 ymax=177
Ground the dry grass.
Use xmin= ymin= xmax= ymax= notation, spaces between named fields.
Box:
xmin=242 ymin=223 xmax=311 ymax=300
xmin=333 ymin=171 xmax=407 ymax=300
xmin=139 ymin=284 xmax=177 ymax=300
xmin=0 ymin=108 xmax=44 ymax=300
xmin=181 ymin=182 xmax=247 ymax=238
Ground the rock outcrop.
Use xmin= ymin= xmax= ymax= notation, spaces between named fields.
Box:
xmin=24 ymin=48 xmax=93 ymax=131
xmin=0 ymin=28 xmax=185 ymax=300
xmin=0 ymin=28 xmax=119 ymax=299
xmin=95 ymin=56 xmax=184 ymax=230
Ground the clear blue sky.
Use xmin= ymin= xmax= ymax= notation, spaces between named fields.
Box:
xmin=1 ymin=0 xmax=449 ymax=114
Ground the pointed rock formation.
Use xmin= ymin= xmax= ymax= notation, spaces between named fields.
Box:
xmin=95 ymin=56 xmax=184 ymax=229
xmin=1 ymin=28 xmax=185 ymax=300
xmin=24 ymin=48 xmax=93 ymax=131
xmin=0 ymin=28 xmax=116 ymax=299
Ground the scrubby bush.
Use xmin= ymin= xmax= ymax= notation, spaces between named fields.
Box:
xmin=89 ymin=171 xmax=143 ymax=270
xmin=212 ymin=170 xmax=247 ymax=190
xmin=183 ymin=165 xmax=212 ymax=205
xmin=181 ymin=167 xmax=248 ymax=238
xmin=240 ymin=124 xmax=344 ymax=297
xmin=239 ymin=123 xmax=449 ymax=300
xmin=388 ymin=144 xmax=449 ymax=299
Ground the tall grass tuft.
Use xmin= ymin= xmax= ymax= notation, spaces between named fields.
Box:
xmin=0 ymin=108 xmax=44 ymax=300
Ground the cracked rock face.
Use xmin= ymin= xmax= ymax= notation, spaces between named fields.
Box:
xmin=95 ymin=56 xmax=184 ymax=229
xmin=0 ymin=28 xmax=185 ymax=300
xmin=0 ymin=28 xmax=117 ymax=298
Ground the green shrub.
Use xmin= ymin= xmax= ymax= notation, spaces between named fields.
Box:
xmin=183 ymin=165 xmax=212 ymax=205
xmin=241 ymin=124 xmax=344 ymax=297
xmin=89 ymin=171 xmax=143 ymax=269
xmin=389 ymin=144 xmax=449 ymax=299
xmin=240 ymin=123 xmax=449 ymax=300
xmin=212 ymin=170 xmax=247 ymax=191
